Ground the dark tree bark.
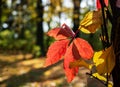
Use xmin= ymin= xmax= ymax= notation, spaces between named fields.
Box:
xmin=36 ymin=0 xmax=45 ymax=56
xmin=0 ymin=0 xmax=2 ymax=28
xmin=72 ymin=0 xmax=81 ymax=33
xmin=110 ymin=0 xmax=120 ymax=87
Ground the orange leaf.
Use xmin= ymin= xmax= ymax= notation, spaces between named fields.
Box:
xmin=96 ymin=0 xmax=108 ymax=9
xmin=45 ymin=39 xmax=69 ymax=67
xmin=69 ymin=59 xmax=91 ymax=69
xmin=64 ymin=43 xmax=80 ymax=82
xmin=47 ymin=28 xmax=67 ymax=40
xmin=47 ymin=24 xmax=74 ymax=40
xmin=73 ymin=38 xmax=94 ymax=59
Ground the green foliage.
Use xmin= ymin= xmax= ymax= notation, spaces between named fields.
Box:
xmin=79 ymin=29 xmax=104 ymax=51
xmin=0 ymin=30 xmax=14 ymax=50
xmin=32 ymin=45 xmax=41 ymax=57
xmin=0 ymin=30 xmax=41 ymax=57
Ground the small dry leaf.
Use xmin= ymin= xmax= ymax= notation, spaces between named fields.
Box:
xmin=79 ymin=10 xmax=102 ymax=33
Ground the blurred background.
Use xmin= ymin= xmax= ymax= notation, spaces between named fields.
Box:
xmin=0 ymin=0 xmax=105 ymax=87
xmin=0 ymin=0 xmax=96 ymax=56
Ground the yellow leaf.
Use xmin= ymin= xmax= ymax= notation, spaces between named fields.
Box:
xmin=80 ymin=27 xmax=91 ymax=34
xmin=92 ymin=73 xmax=113 ymax=87
xmin=69 ymin=59 xmax=92 ymax=69
xmin=108 ymin=81 xmax=113 ymax=87
xmin=97 ymin=45 xmax=115 ymax=74
xmin=79 ymin=10 xmax=102 ymax=33
xmin=92 ymin=73 xmax=107 ymax=81
xmin=93 ymin=45 xmax=115 ymax=74
xmin=93 ymin=51 xmax=104 ymax=66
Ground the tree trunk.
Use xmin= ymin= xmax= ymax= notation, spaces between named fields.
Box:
xmin=36 ymin=0 xmax=45 ymax=56
xmin=72 ymin=0 xmax=81 ymax=33
xmin=110 ymin=0 xmax=120 ymax=87
xmin=0 ymin=0 xmax=2 ymax=28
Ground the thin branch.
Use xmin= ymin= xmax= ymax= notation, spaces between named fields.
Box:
xmin=100 ymin=0 xmax=110 ymax=47
xmin=99 ymin=0 xmax=110 ymax=86
xmin=86 ymin=72 xmax=107 ymax=86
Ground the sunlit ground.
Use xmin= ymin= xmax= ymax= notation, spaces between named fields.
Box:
xmin=0 ymin=53 xmax=107 ymax=87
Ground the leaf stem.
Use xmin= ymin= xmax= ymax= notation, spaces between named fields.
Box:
xmin=69 ymin=29 xmax=79 ymax=45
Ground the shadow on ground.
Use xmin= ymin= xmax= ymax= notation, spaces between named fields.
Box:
xmin=0 ymin=54 xmax=104 ymax=87
xmin=0 ymin=60 xmax=64 ymax=87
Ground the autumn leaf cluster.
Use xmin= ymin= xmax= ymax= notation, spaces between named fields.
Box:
xmin=44 ymin=0 xmax=115 ymax=85
xmin=45 ymin=23 xmax=93 ymax=82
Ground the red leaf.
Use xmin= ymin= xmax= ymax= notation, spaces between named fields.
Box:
xmin=73 ymin=38 xmax=94 ymax=60
xmin=47 ymin=24 xmax=74 ymax=40
xmin=47 ymin=28 xmax=67 ymax=40
xmin=64 ymin=43 xmax=80 ymax=82
xmin=45 ymin=39 xmax=69 ymax=67
xmin=62 ymin=23 xmax=75 ymax=37
xmin=96 ymin=0 xmax=108 ymax=9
